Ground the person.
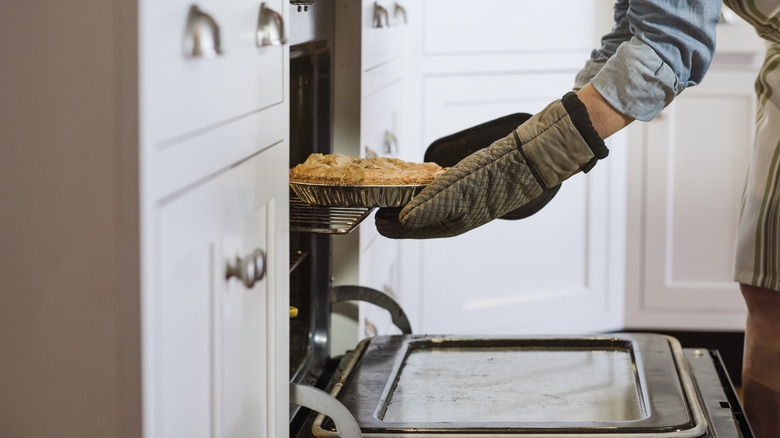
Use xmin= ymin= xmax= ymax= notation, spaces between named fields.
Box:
xmin=376 ymin=1 xmax=780 ymax=435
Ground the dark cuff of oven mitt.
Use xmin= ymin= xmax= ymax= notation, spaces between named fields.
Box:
xmin=561 ymin=91 xmax=609 ymax=173
xmin=518 ymin=91 xmax=609 ymax=190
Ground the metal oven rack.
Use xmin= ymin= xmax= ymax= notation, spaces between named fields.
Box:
xmin=289 ymin=194 xmax=373 ymax=235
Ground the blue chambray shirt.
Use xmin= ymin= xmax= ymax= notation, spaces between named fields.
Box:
xmin=574 ymin=0 xmax=722 ymax=121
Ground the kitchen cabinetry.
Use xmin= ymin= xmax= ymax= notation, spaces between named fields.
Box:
xmin=156 ymin=143 xmax=287 ymax=438
xmin=623 ymin=14 xmax=765 ymax=330
xmin=332 ymin=0 xmax=419 ymax=337
xmin=403 ymin=0 xmax=624 ymax=335
xmin=0 ymin=1 xmax=289 ymax=436
xmin=142 ymin=2 xmax=290 ymax=436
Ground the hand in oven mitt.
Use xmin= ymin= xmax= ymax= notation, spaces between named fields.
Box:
xmin=375 ymin=92 xmax=608 ymax=239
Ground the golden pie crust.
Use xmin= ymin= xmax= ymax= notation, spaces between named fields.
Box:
xmin=289 ymin=153 xmax=447 ymax=185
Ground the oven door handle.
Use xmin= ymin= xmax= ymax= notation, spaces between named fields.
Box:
xmin=330 ymin=285 xmax=413 ymax=335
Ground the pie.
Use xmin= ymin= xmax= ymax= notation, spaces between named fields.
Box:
xmin=289 ymin=153 xmax=447 ymax=185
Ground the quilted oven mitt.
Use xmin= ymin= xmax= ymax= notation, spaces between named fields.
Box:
xmin=375 ymin=92 xmax=608 ymax=239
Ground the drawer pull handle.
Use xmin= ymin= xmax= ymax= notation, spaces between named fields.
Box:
xmin=393 ymin=3 xmax=407 ymax=25
xmin=384 ymin=131 xmax=398 ymax=156
xmin=225 ymin=249 xmax=266 ymax=288
xmin=373 ymin=2 xmax=390 ymax=28
xmin=364 ymin=146 xmax=378 ymax=159
xmin=184 ymin=5 xmax=223 ymax=58
xmin=257 ymin=3 xmax=288 ymax=47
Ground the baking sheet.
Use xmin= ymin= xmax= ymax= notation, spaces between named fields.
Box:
xmin=382 ymin=346 xmax=643 ymax=423
xmin=290 ymin=181 xmax=426 ymax=208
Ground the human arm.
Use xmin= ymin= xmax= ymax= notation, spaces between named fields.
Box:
xmin=581 ymin=0 xmax=722 ymax=121
xmin=375 ymin=0 xmax=722 ymax=239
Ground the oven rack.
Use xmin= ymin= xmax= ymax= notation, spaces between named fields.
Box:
xmin=290 ymin=195 xmax=373 ymax=234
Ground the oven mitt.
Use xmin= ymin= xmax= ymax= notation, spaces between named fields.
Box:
xmin=375 ymin=92 xmax=608 ymax=239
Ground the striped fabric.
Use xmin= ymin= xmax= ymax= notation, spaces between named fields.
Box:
xmin=723 ymin=0 xmax=780 ymax=43
xmin=730 ymin=0 xmax=780 ymax=290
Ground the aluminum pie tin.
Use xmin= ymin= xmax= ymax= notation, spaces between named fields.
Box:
xmin=290 ymin=181 xmax=426 ymax=207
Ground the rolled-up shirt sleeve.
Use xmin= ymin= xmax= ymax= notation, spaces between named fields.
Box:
xmin=575 ymin=0 xmax=721 ymax=121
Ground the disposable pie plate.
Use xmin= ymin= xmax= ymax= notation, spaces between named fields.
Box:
xmin=290 ymin=181 xmax=426 ymax=208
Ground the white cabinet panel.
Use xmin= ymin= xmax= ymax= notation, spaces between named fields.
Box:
xmin=149 ymin=105 xmax=286 ymax=201
xmin=362 ymin=80 xmax=403 ymax=159
xmin=409 ymin=1 xmax=622 ymax=335
xmin=359 ymin=233 xmax=403 ymax=337
xmin=154 ymin=144 xmax=288 ymax=438
xmin=418 ymin=171 xmax=614 ymax=335
xmin=423 ymin=0 xmax=602 ymax=55
xmin=361 ymin=1 xmax=411 ymax=69
xmin=422 ymin=73 xmax=576 ymax=147
xmin=625 ymin=70 xmax=756 ymax=330
xmin=141 ymin=0 xmax=286 ymax=144
xmin=418 ymin=74 xmax=619 ymax=335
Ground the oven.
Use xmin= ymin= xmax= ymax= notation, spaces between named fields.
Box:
xmin=285 ymin=6 xmax=754 ymax=438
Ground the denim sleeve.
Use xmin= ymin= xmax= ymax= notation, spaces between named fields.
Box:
xmin=574 ymin=0 xmax=721 ymax=121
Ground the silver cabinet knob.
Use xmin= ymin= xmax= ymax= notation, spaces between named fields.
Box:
xmin=257 ymin=3 xmax=288 ymax=47
xmin=225 ymin=249 xmax=266 ymax=289
xmin=373 ymin=2 xmax=390 ymax=28
xmin=184 ymin=5 xmax=223 ymax=58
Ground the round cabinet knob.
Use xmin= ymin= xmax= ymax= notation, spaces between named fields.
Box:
xmin=225 ymin=249 xmax=267 ymax=289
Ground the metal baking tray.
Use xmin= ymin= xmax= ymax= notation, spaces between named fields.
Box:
xmin=313 ymin=334 xmax=710 ymax=437
xmin=290 ymin=182 xmax=426 ymax=208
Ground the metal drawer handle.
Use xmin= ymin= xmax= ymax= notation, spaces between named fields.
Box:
xmin=393 ymin=3 xmax=407 ymax=25
xmin=184 ymin=5 xmax=223 ymax=58
xmin=364 ymin=146 xmax=378 ymax=159
xmin=225 ymin=249 xmax=266 ymax=288
xmin=257 ymin=3 xmax=288 ymax=47
xmin=373 ymin=2 xmax=390 ymax=28
xmin=384 ymin=130 xmax=398 ymax=156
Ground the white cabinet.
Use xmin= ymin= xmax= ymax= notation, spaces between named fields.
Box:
xmin=332 ymin=0 xmax=418 ymax=336
xmin=139 ymin=1 xmax=290 ymax=434
xmin=623 ymin=16 xmax=764 ymax=330
xmin=406 ymin=0 xmax=622 ymax=335
xmin=154 ymin=144 xmax=288 ymax=438
xmin=0 ymin=1 xmax=290 ymax=437
xmin=141 ymin=0 xmax=286 ymax=144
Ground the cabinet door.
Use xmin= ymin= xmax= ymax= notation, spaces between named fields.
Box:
xmin=422 ymin=0 xmax=603 ymax=55
xmin=358 ymin=232 xmax=403 ymax=337
xmin=624 ymin=70 xmax=755 ymax=330
xmin=152 ymin=144 xmax=288 ymax=438
xmin=417 ymin=73 xmax=620 ymax=335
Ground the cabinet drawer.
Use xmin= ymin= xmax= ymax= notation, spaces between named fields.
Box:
xmin=422 ymin=72 xmax=575 ymax=146
xmin=148 ymin=103 xmax=285 ymax=201
xmin=361 ymin=80 xmax=403 ymax=159
xmin=141 ymin=0 xmax=286 ymax=144
xmin=422 ymin=0 xmax=602 ymax=55
xmin=361 ymin=0 xmax=412 ymax=70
